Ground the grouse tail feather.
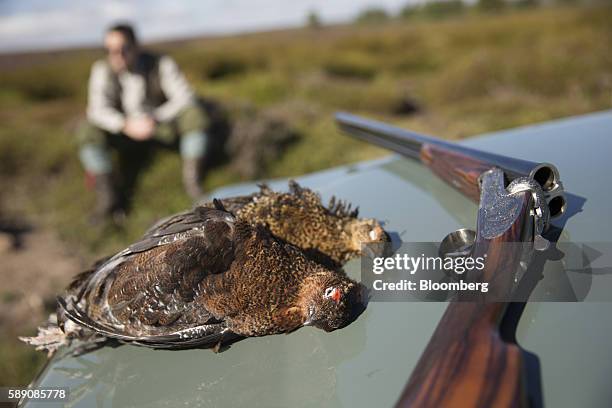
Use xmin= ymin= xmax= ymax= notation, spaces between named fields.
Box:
xmin=19 ymin=323 xmax=68 ymax=357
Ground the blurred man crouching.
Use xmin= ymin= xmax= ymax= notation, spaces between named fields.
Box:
xmin=76 ymin=23 xmax=208 ymax=222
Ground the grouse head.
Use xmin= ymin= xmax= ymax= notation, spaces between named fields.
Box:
xmin=298 ymin=272 xmax=365 ymax=332
xmin=345 ymin=219 xmax=388 ymax=252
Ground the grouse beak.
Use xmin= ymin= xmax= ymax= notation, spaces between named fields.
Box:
xmin=362 ymin=230 xmax=390 ymax=259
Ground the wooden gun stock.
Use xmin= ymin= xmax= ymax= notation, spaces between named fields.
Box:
xmin=396 ymin=169 xmax=534 ymax=408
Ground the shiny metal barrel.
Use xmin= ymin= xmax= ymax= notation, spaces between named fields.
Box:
xmin=335 ymin=112 xmax=565 ymax=218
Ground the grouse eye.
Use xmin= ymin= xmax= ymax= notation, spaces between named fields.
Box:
xmin=324 ymin=287 xmax=342 ymax=303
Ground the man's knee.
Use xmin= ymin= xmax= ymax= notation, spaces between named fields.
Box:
xmin=76 ymin=119 xmax=113 ymax=174
xmin=76 ymin=119 xmax=108 ymax=146
xmin=176 ymin=103 xmax=208 ymax=135
xmin=175 ymin=104 xmax=209 ymax=160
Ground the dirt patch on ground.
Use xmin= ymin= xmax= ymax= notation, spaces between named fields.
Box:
xmin=0 ymin=229 xmax=83 ymax=334
xmin=0 ymin=227 xmax=85 ymax=386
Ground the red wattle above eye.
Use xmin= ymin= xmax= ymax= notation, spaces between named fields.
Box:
xmin=331 ymin=288 xmax=341 ymax=303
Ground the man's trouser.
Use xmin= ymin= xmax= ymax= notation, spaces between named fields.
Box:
xmin=77 ymin=104 xmax=209 ymax=176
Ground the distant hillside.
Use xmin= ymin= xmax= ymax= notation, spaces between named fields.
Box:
xmin=1 ymin=5 xmax=610 ymax=256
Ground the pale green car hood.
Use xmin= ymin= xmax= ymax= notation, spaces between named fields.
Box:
xmin=27 ymin=111 xmax=612 ymax=407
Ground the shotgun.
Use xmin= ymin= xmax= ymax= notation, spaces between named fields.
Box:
xmin=335 ymin=112 xmax=566 ymax=408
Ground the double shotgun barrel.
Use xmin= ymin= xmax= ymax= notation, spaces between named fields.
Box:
xmin=336 ymin=112 xmax=565 ymax=221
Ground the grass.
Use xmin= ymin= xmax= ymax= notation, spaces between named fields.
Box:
xmin=0 ymin=4 xmax=611 ymax=386
xmin=0 ymin=334 xmax=47 ymax=387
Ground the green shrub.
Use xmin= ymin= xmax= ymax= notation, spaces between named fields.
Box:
xmin=422 ymin=0 xmax=467 ymax=18
xmin=477 ymin=0 xmax=507 ymax=11
xmin=0 ymin=55 xmax=90 ymax=103
xmin=300 ymin=75 xmax=411 ymax=114
xmin=424 ymin=49 xmax=506 ymax=103
xmin=354 ymin=8 xmax=391 ymax=24
xmin=399 ymin=4 xmax=420 ymax=19
xmin=0 ymin=66 xmax=82 ymax=101
xmin=0 ymin=336 xmax=46 ymax=386
xmin=323 ymin=53 xmax=378 ymax=80
xmin=401 ymin=0 xmax=467 ymax=19
xmin=306 ymin=10 xmax=323 ymax=28
xmin=204 ymin=56 xmax=249 ymax=80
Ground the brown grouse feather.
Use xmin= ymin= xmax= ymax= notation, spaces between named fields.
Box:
xmin=156 ymin=181 xmax=388 ymax=267
xmin=22 ymin=200 xmax=366 ymax=354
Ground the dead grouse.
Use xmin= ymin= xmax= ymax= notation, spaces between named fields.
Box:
xmin=21 ymin=201 xmax=364 ymax=355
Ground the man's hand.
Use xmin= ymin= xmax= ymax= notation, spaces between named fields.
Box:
xmin=123 ymin=116 xmax=156 ymax=141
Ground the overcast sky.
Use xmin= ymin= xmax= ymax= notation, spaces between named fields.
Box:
xmin=0 ymin=0 xmax=415 ymax=53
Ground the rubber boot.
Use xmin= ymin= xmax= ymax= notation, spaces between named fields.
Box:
xmin=182 ymin=158 xmax=204 ymax=200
